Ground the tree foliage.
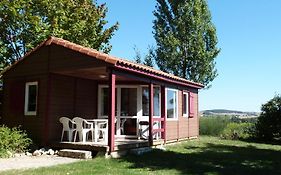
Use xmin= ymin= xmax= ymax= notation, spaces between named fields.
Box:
xmin=133 ymin=46 xmax=155 ymax=67
xmin=0 ymin=0 xmax=118 ymax=71
xmin=143 ymin=46 xmax=155 ymax=67
xmin=255 ymin=95 xmax=281 ymax=142
xmin=153 ymin=0 xmax=220 ymax=87
xmin=133 ymin=46 xmax=142 ymax=64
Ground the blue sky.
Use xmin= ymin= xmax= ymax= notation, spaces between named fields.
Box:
xmin=98 ymin=0 xmax=281 ymax=112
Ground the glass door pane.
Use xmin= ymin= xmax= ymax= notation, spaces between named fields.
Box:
xmin=120 ymin=88 xmax=137 ymax=136
xmin=120 ymin=88 xmax=137 ymax=116
xmin=142 ymin=87 xmax=160 ymax=116
xmin=101 ymin=87 xmax=117 ymax=116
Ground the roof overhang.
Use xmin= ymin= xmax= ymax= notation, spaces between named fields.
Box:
xmin=1 ymin=36 xmax=204 ymax=89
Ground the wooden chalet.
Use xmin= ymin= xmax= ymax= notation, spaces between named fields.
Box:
xmin=1 ymin=37 xmax=204 ymax=154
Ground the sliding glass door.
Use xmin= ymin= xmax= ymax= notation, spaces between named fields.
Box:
xmin=98 ymin=85 xmax=161 ymax=138
xmin=118 ymin=87 xmax=138 ymax=136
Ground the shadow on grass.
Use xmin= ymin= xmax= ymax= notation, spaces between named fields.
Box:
xmin=242 ymin=137 xmax=281 ymax=146
xmin=119 ymin=142 xmax=281 ymax=175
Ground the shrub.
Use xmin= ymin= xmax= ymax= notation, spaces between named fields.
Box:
xmin=255 ymin=95 xmax=281 ymax=141
xmin=0 ymin=125 xmax=32 ymax=157
xmin=200 ymin=116 xmax=231 ymax=136
xmin=220 ymin=122 xmax=254 ymax=140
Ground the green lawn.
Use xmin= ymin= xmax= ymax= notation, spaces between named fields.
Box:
xmin=2 ymin=136 xmax=281 ymax=175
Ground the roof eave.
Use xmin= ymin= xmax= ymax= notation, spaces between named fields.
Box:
xmin=114 ymin=64 xmax=204 ymax=89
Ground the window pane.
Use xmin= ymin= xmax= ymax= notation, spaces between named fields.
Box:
xmin=183 ymin=93 xmax=187 ymax=115
xmin=153 ymin=87 xmax=160 ymax=116
xmin=121 ymin=88 xmax=137 ymax=116
xmin=167 ymin=89 xmax=177 ymax=119
xmin=101 ymin=88 xmax=108 ymax=116
xmin=28 ymin=85 xmax=37 ymax=112
xmin=101 ymin=88 xmax=117 ymax=116
xmin=142 ymin=87 xmax=160 ymax=116
xmin=142 ymin=88 xmax=149 ymax=116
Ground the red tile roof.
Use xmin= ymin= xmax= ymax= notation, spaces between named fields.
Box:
xmin=2 ymin=37 xmax=204 ymax=88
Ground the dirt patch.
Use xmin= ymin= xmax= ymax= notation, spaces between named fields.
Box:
xmin=0 ymin=155 xmax=81 ymax=172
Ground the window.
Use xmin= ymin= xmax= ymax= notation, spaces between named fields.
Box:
xmin=142 ymin=87 xmax=160 ymax=116
xmin=24 ymin=82 xmax=38 ymax=116
xmin=183 ymin=92 xmax=189 ymax=117
xmin=166 ymin=89 xmax=178 ymax=119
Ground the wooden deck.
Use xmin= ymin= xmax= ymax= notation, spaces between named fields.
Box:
xmin=51 ymin=139 xmax=155 ymax=153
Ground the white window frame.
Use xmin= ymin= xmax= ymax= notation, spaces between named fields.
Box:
xmin=24 ymin=81 xmax=38 ymax=116
xmin=141 ymin=85 xmax=161 ymax=118
xmin=166 ymin=88 xmax=178 ymax=120
xmin=183 ymin=92 xmax=189 ymax=117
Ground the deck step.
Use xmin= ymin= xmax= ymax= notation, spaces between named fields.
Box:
xmin=130 ymin=147 xmax=152 ymax=155
xmin=58 ymin=149 xmax=92 ymax=159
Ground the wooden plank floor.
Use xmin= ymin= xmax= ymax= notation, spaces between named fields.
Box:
xmin=51 ymin=139 xmax=151 ymax=152
xmin=51 ymin=141 xmax=109 ymax=152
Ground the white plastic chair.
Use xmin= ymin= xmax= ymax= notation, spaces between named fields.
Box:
xmin=97 ymin=121 xmax=108 ymax=144
xmin=73 ymin=117 xmax=94 ymax=142
xmin=120 ymin=118 xmax=127 ymax=135
xmin=138 ymin=119 xmax=149 ymax=139
xmin=138 ymin=119 xmax=161 ymax=140
xmin=59 ymin=117 xmax=76 ymax=142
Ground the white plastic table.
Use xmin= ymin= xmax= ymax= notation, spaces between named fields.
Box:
xmin=86 ymin=119 xmax=108 ymax=143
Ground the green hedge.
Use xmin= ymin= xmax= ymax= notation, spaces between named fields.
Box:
xmin=199 ymin=116 xmax=231 ymax=136
xmin=220 ymin=122 xmax=254 ymax=140
xmin=0 ymin=126 xmax=32 ymax=158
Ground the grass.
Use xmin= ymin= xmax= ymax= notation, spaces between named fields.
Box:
xmin=2 ymin=136 xmax=281 ymax=175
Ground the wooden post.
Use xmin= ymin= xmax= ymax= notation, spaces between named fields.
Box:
xmin=149 ymin=83 xmax=154 ymax=146
xmin=108 ymin=70 xmax=116 ymax=152
xmin=161 ymin=85 xmax=166 ymax=143
xmin=43 ymin=74 xmax=52 ymax=146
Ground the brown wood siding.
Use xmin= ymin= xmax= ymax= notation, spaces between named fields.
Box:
xmin=178 ymin=91 xmax=189 ymax=139
xmin=48 ymin=74 xmax=97 ymax=142
xmin=188 ymin=92 xmax=199 ymax=137
xmin=166 ymin=121 xmax=178 ymax=140
xmin=3 ymin=47 xmax=49 ymax=78
xmin=75 ymin=78 xmax=97 ymax=117
xmin=2 ymin=79 xmax=25 ymax=127
xmin=49 ymin=45 xmax=109 ymax=72
xmin=2 ymin=75 xmax=48 ymax=143
xmin=166 ymin=90 xmax=181 ymax=141
xmin=48 ymin=75 xmax=75 ymax=141
xmin=2 ymin=45 xmax=49 ymax=144
xmin=166 ymin=89 xmax=199 ymax=141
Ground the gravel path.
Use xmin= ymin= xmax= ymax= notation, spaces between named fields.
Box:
xmin=0 ymin=155 xmax=81 ymax=172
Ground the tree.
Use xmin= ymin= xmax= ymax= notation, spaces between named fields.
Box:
xmin=153 ymin=0 xmax=220 ymax=87
xmin=0 ymin=0 xmax=118 ymax=71
xmin=133 ymin=46 xmax=155 ymax=67
xmin=143 ymin=46 xmax=155 ymax=67
xmin=255 ymin=95 xmax=281 ymax=142
xmin=133 ymin=46 xmax=142 ymax=64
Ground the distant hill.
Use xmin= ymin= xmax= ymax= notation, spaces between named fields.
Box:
xmin=201 ymin=109 xmax=259 ymax=117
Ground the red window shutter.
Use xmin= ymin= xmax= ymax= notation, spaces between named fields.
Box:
xmin=9 ymin=81 xmax=25 ymax=115
xmin=189 ymin=92 xmax=195 ymax=117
